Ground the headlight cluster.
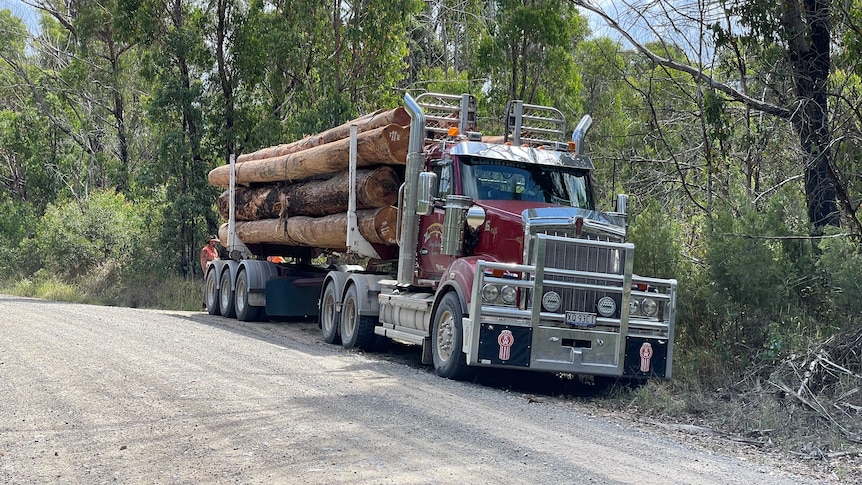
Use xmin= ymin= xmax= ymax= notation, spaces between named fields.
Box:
xmin=630 ymin=297 xmax=659 ymax=318
xmin=482 ymin=283 xmax=518 ymax=305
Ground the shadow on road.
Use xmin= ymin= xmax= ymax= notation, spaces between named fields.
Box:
xmin=169 ymin=310 xmax=622 ymax=401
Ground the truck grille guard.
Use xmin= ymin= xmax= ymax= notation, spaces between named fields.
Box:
xmin=466 ymin=233 xmax=676 ymax=342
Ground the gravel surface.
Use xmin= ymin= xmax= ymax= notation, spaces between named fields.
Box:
xmin=0 ymin=294 xmax=823 ymax=484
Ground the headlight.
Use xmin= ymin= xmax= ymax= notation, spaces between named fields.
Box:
xmin=641 ymin=298 xmax=658 ymax=317
xmin=596 ymin=296 xmax=616 ymax=317
xmin=629 ymin=298 xmax=640 ymax=315
xmin=500 ymin=285 xmax=517 ymax=304
xmin=482 ymin=284 xmax=499 ymax=302
xmin=542 ymin=291 xmax=561 ymax=312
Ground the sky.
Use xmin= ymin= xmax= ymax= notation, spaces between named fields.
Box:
xmin=1 ymin=0 xmax=40 ymax=34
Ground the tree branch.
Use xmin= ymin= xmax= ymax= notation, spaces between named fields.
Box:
xmin=572 ymin=0 xmax=793 ymax=119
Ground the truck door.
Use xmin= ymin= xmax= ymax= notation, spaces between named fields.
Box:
xmin=417 ymin=160 xmax=454 ymax=279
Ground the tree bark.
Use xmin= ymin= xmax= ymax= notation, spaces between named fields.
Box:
xmin=782 ymin=0 xmax=840 ymax=229
xmin=237 ymin=107 xmax=410 ymax=162
xmin=217 ymin=166 xmax=400 ymax=220
xmin=218 ymin=207 xmax=398 ymax=250
xmin=208 ymin=124 xmax=408 ymax=187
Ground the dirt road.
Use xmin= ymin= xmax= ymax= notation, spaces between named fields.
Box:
xmin=0 ymin=294 xmax=816 ymax=484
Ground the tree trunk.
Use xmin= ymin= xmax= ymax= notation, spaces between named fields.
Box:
xmin=782 ymin=0 xmax=839 ymax=229
xmin=217 ymin=166 xmax=400 ymax=220
xmin=218 ymin=207 xmax=398 ymax=249
xmin=237 ymin=107 xmax=410 ymax=162
xmin=207 ymin=124 xmax=408 ymax=187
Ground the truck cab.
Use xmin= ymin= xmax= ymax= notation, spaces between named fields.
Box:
xmin=364 ymin=93 xmax=676 ymax=381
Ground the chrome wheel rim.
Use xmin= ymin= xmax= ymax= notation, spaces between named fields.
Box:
xmin=236 ymin=277 xmax=247 ymax=312
xmin=322 ymin=290 xmax=335 ymax=334
xmin=435 ymin=309 xmax=455 ymax=362
xmin=343 ymin=298 xmax=356 ymax=338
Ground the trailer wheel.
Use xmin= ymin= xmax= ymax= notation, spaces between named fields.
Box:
xmin=432 ymin=292 xmax=472 ymax=380
xmin=320 ymin=281 xmax=341 ymax=344
xmin=219 ymin=270 xmax=236 ymax=318
xmin=235 ymin=268 xmax=261 ymax=322
xmin=205 ymin=269 xmax=220 ymax=316
xmin=340 ymin=285 xmax=375 ymax=351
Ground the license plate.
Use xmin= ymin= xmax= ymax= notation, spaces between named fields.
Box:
xmin=565 ymin=311 xmax=597 ymax=327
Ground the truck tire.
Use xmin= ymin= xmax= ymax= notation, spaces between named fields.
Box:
xmin=235 ymin=268 xmax=262 ymax=322
xmin=320 ymin=281 xmax=341 ymax=345
xmin=219 ymin=270 xmax=236 ymax=318
xmin=340 ymin=284 xmax=376 ymax=351
xmin=205 ymin=269 xmax=220 ymax=316
xmin=432 ymin=292 xmax=472 ymax=380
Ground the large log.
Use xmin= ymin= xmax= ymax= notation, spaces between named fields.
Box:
xmin=217 ymin=166 xmax=400 ymax=221
xmin=208 ymin=124 xmax=408 ymax=187
xmin=219 ymin=206 xmax=398 ymax=250
xmin=237 ymin=107 xmax=410 ymax=163
xmin=218 ymin=219 xmax=300 ymax=246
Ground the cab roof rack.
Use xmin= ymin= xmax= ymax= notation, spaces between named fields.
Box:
xmin=504 ymin=100 xmax=567 ymax=149
xmin=415 ymin=93 xmax=477 ymax=147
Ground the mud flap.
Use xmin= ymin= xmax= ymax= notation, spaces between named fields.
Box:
xmin=623 ymin=337 xmax=668 ymax=378
xmin=477 ymin=324 xmax=532 ymax=367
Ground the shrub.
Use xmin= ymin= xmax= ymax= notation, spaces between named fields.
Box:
xmin=33 ymin=191 xmax=146 ymax=281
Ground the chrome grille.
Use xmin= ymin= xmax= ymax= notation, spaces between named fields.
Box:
xmin=526 ymin=233 xmax=629 ymax=317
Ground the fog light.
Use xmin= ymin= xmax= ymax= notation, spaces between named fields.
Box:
xmin=482 ymin=284 xmax=499 ymax=302
xmin=596 ymin=296 xmax=616 ymax=317
xmin=542 ymin=291 xmax=561 ymax=312
xmin=641 ymin=298 xmax=658 ymax=317
xmin=500 ymin=285 xmax=517 ymax=304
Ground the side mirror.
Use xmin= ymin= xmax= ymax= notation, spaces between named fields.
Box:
xmin=417 ymin=172 xmax=439 ymax=215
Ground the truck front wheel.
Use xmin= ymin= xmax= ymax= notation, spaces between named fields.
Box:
xmin=205 ymin=269 xmax=220 ymax=316
xmin=432 ymin=292 xmax=472 ymax=380
xmin=219 ymin=270 xmax=236 ymax=318
xmin=320 ymin=281 xmax=341 ymax=345
xmin=340 ymin=285 xmax=375 ymax=351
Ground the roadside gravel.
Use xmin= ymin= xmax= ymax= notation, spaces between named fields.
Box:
xmin=0 ymin=295 xmax=827 ymax=484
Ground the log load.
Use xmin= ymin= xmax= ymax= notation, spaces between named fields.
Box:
xmin=217 ymin=166 xmax=400 ymax=221
xmin=237 ymin=107 xmax=410 ymax=163
xmin=219 ymin=206 xmax=398 ymax=250
xmin=208 ymin=124 xmax=408 ymax=187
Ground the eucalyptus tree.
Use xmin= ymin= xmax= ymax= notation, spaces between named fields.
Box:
xmin=134 ymin=0 xmax=216 ymax=276
xmin=230 ymin=0 xmax=419 ymax=150
xmin=474 ymin=0 xmax=589 ymax=117
xmin=407 ymin=0 xmax=487 ymax=83
xmin=574 ymin=0 xmax=860 ymax=235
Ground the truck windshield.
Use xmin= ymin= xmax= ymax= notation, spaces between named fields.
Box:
xmin=460 ymin=156 xmax=593 ymax=210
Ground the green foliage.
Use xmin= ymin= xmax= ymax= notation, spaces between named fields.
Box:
xmin=628 ymin=200 xmax=682 ymax=279
xmin=474 ymin=0 xmax=587 ymax=108
xmin=0 ymin=196 xmax=38 ymax=279
xmin=817 ymin=230 xmax=862 ymax=322
xmin=33 ymin=190 xmax=145 ymax=280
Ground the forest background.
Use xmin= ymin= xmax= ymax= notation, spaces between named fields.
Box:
xmin=0 ymin=0 xmax=860 ymax=474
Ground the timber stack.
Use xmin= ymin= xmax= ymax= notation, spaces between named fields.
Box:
xmin=208 ymin=107 xmax=411 ymax=251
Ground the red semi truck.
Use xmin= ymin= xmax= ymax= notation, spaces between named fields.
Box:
xmin=205 ymin=92 xmax=677 ymax=381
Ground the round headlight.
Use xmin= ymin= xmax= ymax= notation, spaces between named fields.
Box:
xmin=542 ymin=291 xmax=561 ymax=312
xmin=500 ymin=285 xmax=517 ymax=305
xmin=596 ymin=296 xmax=616 ymax=317
xmin=482 ymin=284 xmax=499 ymax=302
xmin=629 ymin=298 xmax=640 ymax=315
xmin=641 ymin=297 xmax=658 ymax=317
